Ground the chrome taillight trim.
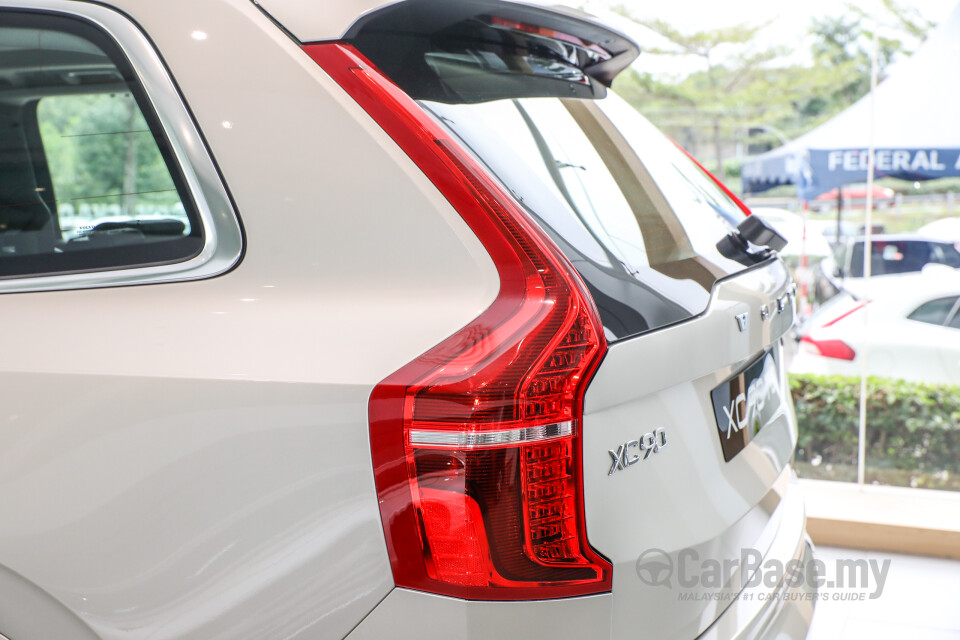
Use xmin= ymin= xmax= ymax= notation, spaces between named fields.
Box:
xmin=409 ymin=421 xmax=575 ymax=448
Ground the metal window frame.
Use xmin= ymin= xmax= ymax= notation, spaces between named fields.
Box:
xmin=0 ymin=0 xmax=243 ymax=293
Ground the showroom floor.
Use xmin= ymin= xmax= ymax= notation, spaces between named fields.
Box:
xmin=808 ymin=546 xmax=960 ymax=638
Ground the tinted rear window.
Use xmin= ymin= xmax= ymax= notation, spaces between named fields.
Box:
xmin=424 ymin=94 xmax=750 ymax=342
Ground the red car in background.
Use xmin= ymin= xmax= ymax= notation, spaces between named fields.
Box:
xmin=814 ymin=185 xmax=897 ymax=209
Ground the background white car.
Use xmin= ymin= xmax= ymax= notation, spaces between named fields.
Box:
xmin=791 ymin=271 xmax=960 ymax=384
xmin=918 ymin=216 xmax=960 ymax=243
xmin=824 ymin=234 xmax=960 ymax=299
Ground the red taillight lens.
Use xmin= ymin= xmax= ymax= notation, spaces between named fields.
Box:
xmin=800 ymin=336 xmax=857 ymax=361
xmin=303 ymin=44 xmax=611 ymax=600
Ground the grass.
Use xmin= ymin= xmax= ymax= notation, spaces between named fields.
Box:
xmin=803 ymin=202 xmax=957 ymax=235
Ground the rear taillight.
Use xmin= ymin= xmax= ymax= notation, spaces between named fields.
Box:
xmin=800 ymin=336 xmax=857 ymax=361
xmin=303 ymin=44 xmax=611 ymax=600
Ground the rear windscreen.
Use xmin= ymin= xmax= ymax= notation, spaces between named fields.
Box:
xmin=424 ymin=93 xmax=753 ymax=342
xmin=849 ymin=239 xmax=960 ymax=278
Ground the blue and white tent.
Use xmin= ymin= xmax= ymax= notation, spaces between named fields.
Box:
xmin=741 ymin=3 xmax=960 ymax=199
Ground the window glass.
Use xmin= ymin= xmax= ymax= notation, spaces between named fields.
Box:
xmin=907 ymin=297 xmax=958 ymax=325
xmin=849 ymin=240 xmax=960 ymax=278
xmin=0 ymin=13 xmax=202 ymax=278
xmin=425 ymin=93 xmax=749 ymax=342
xmin=38 ymin=93 xmax=188 ymax=243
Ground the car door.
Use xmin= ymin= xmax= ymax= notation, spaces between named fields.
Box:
xmin=899 ymin=295 xmax=960 ymax=384
xmin=0 ymin=4 xmax=397 ymax=639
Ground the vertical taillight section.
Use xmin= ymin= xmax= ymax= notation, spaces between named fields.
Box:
xmin=303 ymin=44 xmax=611 ymax=600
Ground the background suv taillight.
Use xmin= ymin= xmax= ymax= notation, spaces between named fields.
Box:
xmin=304 ymin=43 xmax=612 ymax=600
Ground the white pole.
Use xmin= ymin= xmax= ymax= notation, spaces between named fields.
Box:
xmin=858 ymin=28 xmax=880 ymax=487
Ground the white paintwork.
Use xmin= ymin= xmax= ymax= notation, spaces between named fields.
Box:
xmin=346 ymin=523 xmax=815 ymax=640
xmin=791 ymin=272 xmax=960 ymax=384
xmin=0 ymin=1 xmax=812 ymax=638
xmin=0 ymin=0 xmax=498 ymax=638
xmin=253 ymin=0 xmax=609 ymax=42
xmin=252 ymin=0 xmax=401 ymax=41
xmin=918 ymin=217 xmax=960 ymax=244
xmin=582 ymin=259 xmax=803 ymax=639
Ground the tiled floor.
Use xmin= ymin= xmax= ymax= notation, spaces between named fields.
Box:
xmin=808 ymin=546 xmax=960 ymax=638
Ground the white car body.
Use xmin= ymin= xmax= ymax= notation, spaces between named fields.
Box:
xmin=0 ymin=1 xmax=813 ymax=639
xmin=791 ymin=272 xmax=960 ymax=384
xmin=918 ymin=217 xmax=960 ymax=244
xmin=828 ymin=234 xmax=960 ymax=300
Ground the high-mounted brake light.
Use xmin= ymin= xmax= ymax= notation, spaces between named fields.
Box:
xmin=303 ymin=44 xmax=611 ymax=600
xmin=486 ymin=16 xmax=612 ymax=59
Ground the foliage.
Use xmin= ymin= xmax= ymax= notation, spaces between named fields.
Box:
xmin=610 ymin=4 xmax=938 ymax=186
xmin=808 ymin=14 xmax=903 ymax=113
xmin=37 ymin=92 xmax=178 ymax=215
xmin=845 ymin=0 xmax=938 ymax=44
xmin=611 ymin=7 xmax=789 ymax=172
xmin=790 ymin=374 xmax=960 ymax=474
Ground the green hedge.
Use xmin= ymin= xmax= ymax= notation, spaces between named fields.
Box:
xmin=789 ymin=374 xmax=960 ymax=473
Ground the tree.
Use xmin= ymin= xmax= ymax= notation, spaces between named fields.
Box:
xmin=613 ymin=7 xmax=787 ymax=173
xmin=809 ymin=15 xmax=904 ymax=110
xmin=847 ymin=0 xmax=937 ymax=45
xmin=610 ymin=4 xmax=938 ymax=186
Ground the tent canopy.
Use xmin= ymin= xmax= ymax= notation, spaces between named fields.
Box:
xmin=742 ymin=3 xmax=960 ymax=199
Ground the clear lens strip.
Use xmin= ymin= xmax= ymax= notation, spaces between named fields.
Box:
xmin=409 ymin=421 xmax=575 ymax=448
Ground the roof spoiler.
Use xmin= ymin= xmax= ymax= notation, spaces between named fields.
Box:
xmin=342 ymin=0 xmax=640 ymax=103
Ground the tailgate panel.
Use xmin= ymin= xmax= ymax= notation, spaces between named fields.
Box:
xmin=582 ymin=259 xmax=800 ymax=639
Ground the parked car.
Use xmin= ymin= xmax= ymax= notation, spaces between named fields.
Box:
xmin=918 ymin=217 xmax=960 ymax=244
xmin=0 ymin=1 xmax=813 ymax=639
xmin=806 ymin=218 xmax=859 ymax=249
xmin=791 ymin=272 xmax=960 ymax=384
xmin=813 ymin=185 xmax=896 ymax=210
xmin=823 ymin=234 xmax=960 ymax=299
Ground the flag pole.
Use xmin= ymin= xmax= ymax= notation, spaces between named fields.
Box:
xmin=858 ymin=27 xmax=880 ymax=487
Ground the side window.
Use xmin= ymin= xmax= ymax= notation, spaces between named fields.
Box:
xmin=950 ymin=310 xmax=960 ymax=329
xmin=37 ymin=94 xmax=188 ymax=243
xmin=0 ymin=13 xmax=202 ymax=278
xmin=907 ymin=297 xmax=958 ymax=326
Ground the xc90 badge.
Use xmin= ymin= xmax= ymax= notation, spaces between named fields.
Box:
xmin=710 ymin=350 xmax=783 ymax=462
xmin=608 ymin=428 xmax=668 ymax=476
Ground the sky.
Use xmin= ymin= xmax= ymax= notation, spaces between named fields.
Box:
xmin=578 ymin=0 xmax=959 ymax=76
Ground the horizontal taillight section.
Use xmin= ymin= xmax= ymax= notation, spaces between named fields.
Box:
xmin=800 ymin=336 xmax=856 ymax=361
xmin=303 ymin=44 xmax=611 ymax=600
